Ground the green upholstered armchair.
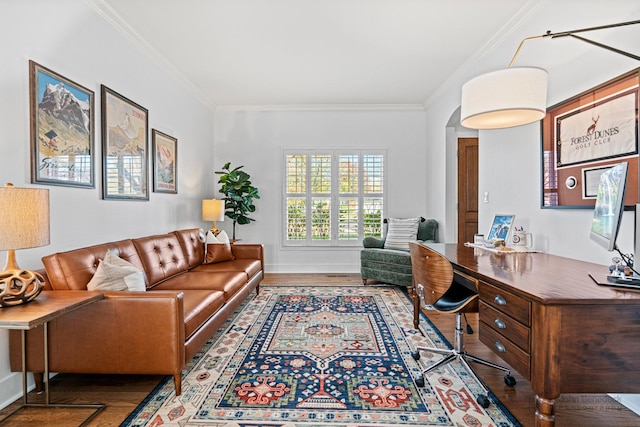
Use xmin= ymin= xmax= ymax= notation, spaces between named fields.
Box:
xmin=360 ymin=218 xmax=438 ymax=289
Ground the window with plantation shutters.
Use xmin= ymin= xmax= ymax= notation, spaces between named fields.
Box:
xmin=284 ymin=150 xmax=385 ymax=247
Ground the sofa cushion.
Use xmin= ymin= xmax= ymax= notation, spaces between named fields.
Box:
xmin=152 ymin=271 xmax=247 ymax=301
xmin=191 ymin=259 xmax=262 ymax=280
xmin=384 ymin=217 xmax=420 ymax=250
xmin=87 ymin=251 xmax=146 ymax=292
xmin=178 ymin=290 xmax=226 ymax=340
xmin=205 ymin=230 xmax=234 ymax=264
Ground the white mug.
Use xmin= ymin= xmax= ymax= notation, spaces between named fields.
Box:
xmin=512 ymin=231 xmax=533 ymax=249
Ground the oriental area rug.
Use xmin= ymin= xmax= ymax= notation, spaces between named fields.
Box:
xmin=121 ymin=286 xmax=521 ymax=427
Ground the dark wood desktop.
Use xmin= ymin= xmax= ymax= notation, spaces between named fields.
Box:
xmin=424 ymin=243 xmax=640 ymax=427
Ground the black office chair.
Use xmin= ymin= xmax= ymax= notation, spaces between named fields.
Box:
xmin=408 ymin=242 xmax=516 ymax=408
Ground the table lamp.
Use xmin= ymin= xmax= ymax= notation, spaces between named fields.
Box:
xmin=0 ymin=184 xmax=50 ymax=307
xmin=202 ymin=199 xmax=225 ymax=234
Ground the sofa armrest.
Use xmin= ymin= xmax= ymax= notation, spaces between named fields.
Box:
xmin=10 ymin=290 xmax=185 ymax=376
xmin=363 ymin=236 xmax=385 ymax=248
xmin=231 ymin=243 xmax=264 ymax=270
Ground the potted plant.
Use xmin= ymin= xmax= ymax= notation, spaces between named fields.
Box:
xmin=215 ymin=162 xmax=260 ymax=240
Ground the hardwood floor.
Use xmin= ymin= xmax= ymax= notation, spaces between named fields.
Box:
xmin=0 ymin=273 xmax=638 ymax=426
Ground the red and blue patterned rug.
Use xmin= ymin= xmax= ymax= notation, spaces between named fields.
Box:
xmin=121 ymin=286 xmax=521 ymax=426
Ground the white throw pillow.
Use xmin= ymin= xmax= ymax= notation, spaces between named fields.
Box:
xmin=384 ymin=217 xmax=420 ymax=250
xmin=87 ymin=250 xmax=146 ymax=291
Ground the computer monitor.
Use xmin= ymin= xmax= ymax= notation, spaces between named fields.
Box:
xmin=590 ymin=161 xmax=628 ymax=252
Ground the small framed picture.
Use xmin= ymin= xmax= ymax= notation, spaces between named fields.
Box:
xmin=152 ymin=129 xmax=177 ymax=194
xmin=486 ymin=214 xmax=515 ymax=242
xmin=582 ymin=165 xmax=612 ymax=199
xmin=101 ymin=85 xmax=149 ymax=200
xmin=29 ymin=60 xmax=95 ymax=188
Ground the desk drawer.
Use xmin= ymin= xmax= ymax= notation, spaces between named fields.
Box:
xmin=479 ymin=301 xmax=530 ymax=353
xmin=478 ymin=281 xmax=531 ymax=326
xmin=480 ymin=323 xmax=531 ymax=380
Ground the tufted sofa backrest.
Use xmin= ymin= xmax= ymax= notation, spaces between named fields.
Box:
xmin=132 ymin=233 xmax=189 ymax=288
xmin=173 ymin=228 xmax=206 ymax=269
xmin=42 ymin=239 xmax=144 ymax=290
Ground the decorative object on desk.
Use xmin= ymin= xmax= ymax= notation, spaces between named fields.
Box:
xmin=29 ymin=60 xmax=95 ymax=188
xmin=121 ymin=285 xmax=521 ymax=427
xmin=461 ymin=20 xmax=640 ymax=130
xmin=202 ymin=198 xmax=224 ymax=234
xmin=152 ymin=129 xmax=177 ymax=194
xmin=512 ymin=228 xmax=533 ymax=249
xmin=486 ymin=214 xmax=515 ymax=243
xmin=101 ymin=85 xmax=149 ymax=200
xmin=474 ymin=233 xmax=484 ymax=245
xmin=0 ymin=184 xmax=50 ymax=307
xmin=215 ymin=162 xmax=260 ymax=240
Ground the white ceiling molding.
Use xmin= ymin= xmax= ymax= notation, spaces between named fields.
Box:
xmin=85 ymin=0 xmax=216 ymax=111
xmin=215 ymin=104 xmax=426 ymax=112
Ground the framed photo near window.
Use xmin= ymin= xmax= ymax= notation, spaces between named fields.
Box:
xmin=152 ymin=129 xmax=177 ymax=194
xmin=29 ymin=60 xmax=95 ymax=188
xmin=101 ymin=85 xmax=149 ymax=200
xmin=541 ymin=67 xmax=639 ymax=208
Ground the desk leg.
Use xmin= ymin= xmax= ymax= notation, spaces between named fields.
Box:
xmin=535 ymin=395 xmax=556 ymax=427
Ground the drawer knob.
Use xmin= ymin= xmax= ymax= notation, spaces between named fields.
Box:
xmin=494 ymin=295 xmax=507 ymax=306
xmin=494 ymin=341 xmax=506 ymax=353
xmin=494 ymin=318 xmax=506 ymax=329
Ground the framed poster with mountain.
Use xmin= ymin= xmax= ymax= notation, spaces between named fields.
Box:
xmin=29 ymin=60 xmax=95 ymax=187
xmin=101 ymin=85 xmax=149 ymax=200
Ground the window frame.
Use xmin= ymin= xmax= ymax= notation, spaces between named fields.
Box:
xmin=282 ymin=149 xmax=386 ymax=248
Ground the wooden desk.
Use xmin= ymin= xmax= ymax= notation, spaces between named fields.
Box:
xmin=424 ymin=243 xmax=640 ymax=427
xmin=0 ymin=291 xmax=104 ymax=426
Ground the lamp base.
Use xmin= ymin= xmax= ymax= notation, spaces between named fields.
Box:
xmin=0 ymin=268 xmax=44 ymax=308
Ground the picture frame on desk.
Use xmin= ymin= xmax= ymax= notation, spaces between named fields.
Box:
xmin=486 ymin=214 xmax=515 ymax=242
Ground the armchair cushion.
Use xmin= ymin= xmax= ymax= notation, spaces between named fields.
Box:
xmin=384 ymin=217 xmax=421 ymax=250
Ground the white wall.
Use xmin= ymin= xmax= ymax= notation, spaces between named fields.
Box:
xmin=0 ymin=0 xmax=214 ymax=409
xmin=213 ymin=109 xmax=427 ymax=272
xmin=425 ymin=1 xmax=640 ymax=268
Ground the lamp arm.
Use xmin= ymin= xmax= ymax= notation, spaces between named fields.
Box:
xmin=509 ymin=19 xmax=640 ymax=67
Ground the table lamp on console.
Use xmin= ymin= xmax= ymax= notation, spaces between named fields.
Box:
xmin=202 ymin=198 xmax=225 ymax=235
xmin=0 ymin=184 xmax=50 ymax=307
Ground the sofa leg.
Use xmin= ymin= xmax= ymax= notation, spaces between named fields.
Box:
xmin=174 ymin=374 xmax=182 ymax=396
xmin=362 ymin=278 xmax=368 ymax=286
xmin=33 ymin=373 xmax=44 ymax=393
xmin=256 ymin=284 xmax=260 ymax=295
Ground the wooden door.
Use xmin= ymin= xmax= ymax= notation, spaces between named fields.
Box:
xmin=458 ymin=138 xmax=479 ymax=244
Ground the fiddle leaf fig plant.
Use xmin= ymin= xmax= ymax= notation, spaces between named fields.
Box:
xmin=215 ymin=162 xmax=260 ymax=240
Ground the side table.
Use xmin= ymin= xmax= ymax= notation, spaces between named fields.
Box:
xmin=0 ymin=291 xmax=105 ymax=426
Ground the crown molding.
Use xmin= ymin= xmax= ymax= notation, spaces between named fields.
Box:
xmin=85 ymin=0 xmax=216 ymax=111
xmin=214 ymin=104 xmax=426 ymax=113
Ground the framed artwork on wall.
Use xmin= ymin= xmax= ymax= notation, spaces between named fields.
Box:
xmin=29 ymin=60 xmax=95 ymax=188
xmin=152 ymin=129 xmax=177 ymax=194
xmin=541 ymin=67 xmax=639 ymax=208
xmin=101 ymin=85 xmax=149 ymax=200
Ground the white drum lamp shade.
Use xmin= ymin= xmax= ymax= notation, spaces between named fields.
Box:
xmin=202 ymin=199 xmax=225 ymax=232
xmin=0 ymin=185 xmax=50 ymax=307
xmin=461 ymin=67 xmax=548 ymax=130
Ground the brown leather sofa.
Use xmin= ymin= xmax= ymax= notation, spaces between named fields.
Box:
xmin=9 ymin=228 xmax=263 ymax=395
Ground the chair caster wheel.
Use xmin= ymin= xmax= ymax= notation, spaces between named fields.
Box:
xmin=415 ymin=377 xmax=425 ymax=388
xmin=411 ymin=351 xmax=421 ymax=361
xmin=477 ymin=394 xmax=490 ymax=408
xmin=504 ymin=375 xmax=516 ymax=387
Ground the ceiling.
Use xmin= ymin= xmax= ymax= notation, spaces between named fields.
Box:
xmin=95 ymin=0 xmax=640 ymax=110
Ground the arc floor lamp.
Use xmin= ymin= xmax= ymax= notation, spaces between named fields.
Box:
xmin=460 ymin=19 xmax=640 ymax=130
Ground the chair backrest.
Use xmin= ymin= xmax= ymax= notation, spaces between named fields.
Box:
xmin=409 ymin=242 xmax=452 ymax=306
